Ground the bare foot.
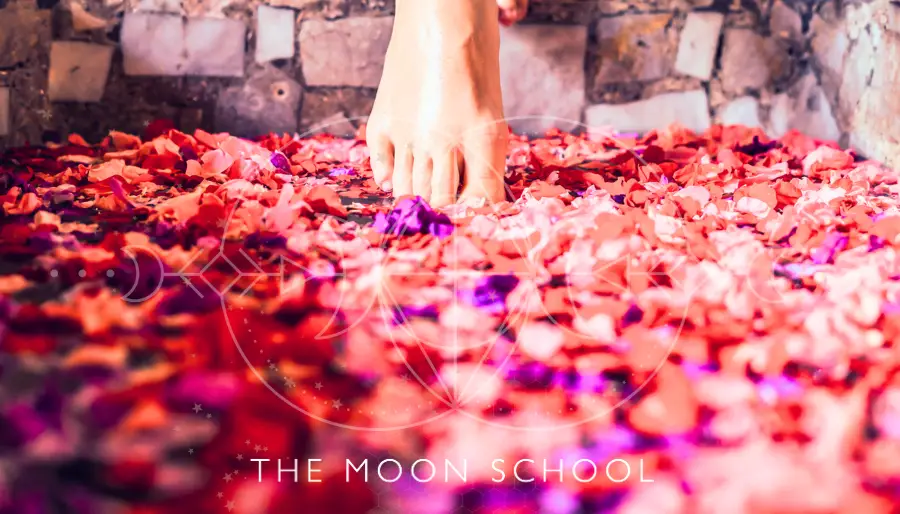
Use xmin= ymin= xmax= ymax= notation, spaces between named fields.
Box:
xmin=366 ymin=0 xmax=508 ymax=208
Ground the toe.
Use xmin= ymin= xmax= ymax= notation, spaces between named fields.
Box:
xmin=367 ymin=135 xmax=395 ymax=191
xmin=431 ymin=147 xmax=462 ymax=208
xmin=459 ymin=129 xmax=508 ymax=206
xmin=393 ymin=144 xmax=414 ymax=198
xmin=412 ymin=154 xmax=434 ymax=203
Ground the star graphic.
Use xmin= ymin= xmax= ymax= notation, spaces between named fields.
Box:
xmin=237 ymin=454 xmax=244 ymax=461
xmin=188 ymin=448 xmax=194 ymax=455
xmin=263 ymin=446 xmax=268 ymax=452
xmin=245 ymin=440 xmax=251 ymax=445
xmin=206 ymin=413 xmax=212 ymax=419
xmin=217 ymin=492 xmax=224 ymax=499
xmin=226 ymin=501 xmax=235 ymax=512
xmin=332 ymin=399 xmax=343 ymax=409
xmin=223 ymin=473 xmax=233 ymax=483
xmin=254 ymin=445 xmax=262 ymax=452
xmin=285 ymin=377 xmax=296 ymax=388
xmin=314 ymin=382 xmax=323 ymax=390
xmin=193 ymin=403 xmax=203 ymax=413
xmin=269 ymin=362 xmax=277 ymax=371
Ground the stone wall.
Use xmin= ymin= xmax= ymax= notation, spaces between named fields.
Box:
xmin=0 ymin=0 xmax=898 ymax=168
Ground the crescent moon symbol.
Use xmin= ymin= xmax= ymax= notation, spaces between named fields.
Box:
xmin=119 ymin=245 xmax=167 ymax=303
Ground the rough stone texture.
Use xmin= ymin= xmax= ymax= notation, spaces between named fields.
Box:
xmin=272 ymin=0 xmax=343 ymax=17
xmin=179 ymin=107 xmax=205 ymax=134
xmin=718 ymin=96 xmax=762 ymax=127
xmin=642 ymin=76 xmax=705 ymax=99
xmin=0 ymin=87 xmax=9 ymax=137
xmin=183 ymin=17 xmax=246 ymax=77
xmin=316 ymin=111 xmax=357 ymax=136
xmin=181 ymin=0 xmax=244 ymax=18
xmin=598 ymin=0 xmax=713 ymax=16
xmin=51 ymin=69 xmax=183 ymax=142
xmin=526 ymin=0 xmax=596 ymax=23
xmin=133 ymin=0 xmax=179 ymax=13
xmin=299 ymin=87 xmax=375 ymax=133
xmin=719 ymin=28 xmax=789 ymax=93
xmin=48 ymin=42 xmax=114 ymax=102
xmin=0 ymin=8 xmax=51 ymax=147
xmin=121 ymin=13 xmax=185 ymax=76
xmin=768 ymin=73 xmax=841 ymax=142
xmin=769 ymin=0 xmax=802 ymax=40
xmin=675 ymin=11 xmax=724 ymax=80
xmin=299 ymin=17 xmax=392 ymax=88
xmin=69 ymin=3 xmax=110 ymax=32
xmin=122 ymin=14 xmax=245 ymax=77
xmin=347 ymin=0 xmax=394 ymax=16
xmin=2 ymin=0 xmax=898 ymax=167
xmin=499 ymin=24 xmax=587 ymax=134
xmin=595 ymin=14 xmax=677 ymax=85
xmin=255 ymin=5 xmax=295 ymax=63
xmin=724 ymin=0 xmax=768 ymax=29
xmin=841 ymin=0 xmax=900 ymax=169
xmin=0 ymin=8 xmax=50 ymax=68
xmin=4 ymin=67 xmax=53 ymax=147
xmin=215 ymin=65 xmax=301 ymax=137
xmin=811 ymin=6 xmax=849 ymax=110
xmin=585 ymin=90 xmax=711 ymax=134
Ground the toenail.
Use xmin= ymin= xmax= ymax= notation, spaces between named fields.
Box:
xmin=382 ymin=180 xmax=393 ymax=192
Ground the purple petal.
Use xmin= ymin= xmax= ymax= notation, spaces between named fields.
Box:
xmin=270 ymin=151 xmax=291 ymax=172
xmin=165 ymin=372 xmax=240 ymax=412
xmin=622 ymin=303 xmax=644 ymax=326
xmin=373 ymin=196 xmax=453 ymax=238
xmin=810 ymin=232 xmax=848 ymax=265
xmin=328 ymin=167 xmax=356 ymax=177
xmin=0 ymin=404 xmax=48 ymax=448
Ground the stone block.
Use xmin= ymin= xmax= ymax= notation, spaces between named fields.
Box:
xmin=316 ymin=112 xmax=357 ymax=137
xmin=69 ymin=3 xmax=110 ymax=32
xmin=843 ymin=19 xmax=900 ymax=169
xmin=184 ymin=17 xmax=246 ymax=77
xmin=122 ymin=14 xmax=245 ymax=77
xmin=718 ymin=96 xmax=761 ymax=127
xmin=499 ymin=24 xmax=588 ymax=134
xmin=121 ymin=13 xmax=186 ymax=76
xmin=595 ymin=14 xmax=677 ymax=85
xmin=0 ymin=9 xmax=50 ymax=68
xmin=256 ymin=5 xmax=295 ymax=63
xmin=48 ymin=42 xmax=114 ymax=102
xmin=299 ymin=17 xmax=392 ymax=88
xmin=598 ymin=0 xmax=714 ymax=15
xmin=719 ymin=28 xmax=787 ymax=93
xmin=811 ymin=9 xmax=849 ymax=104
xmin=769 ymin=0 xmax=802 ymax=40
xmin=132 ymin=0 xmax=180 ymax=13
xmin=675 ymin=11 xmax=724 ymax=80
xmin=584 ymin=90 xmax=711 ymax=134
xmin=526 ymin=0 xmax=596 ymax=23
xmin=768 ymin=74 xmax=840 ymax=142
xmin=299 ymin=88 xmax=376 ymax=133
xmin=0 ymin=88 xmax=9 ymax=137
xmin=215 ymin=65 xmax=302 ymax=137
